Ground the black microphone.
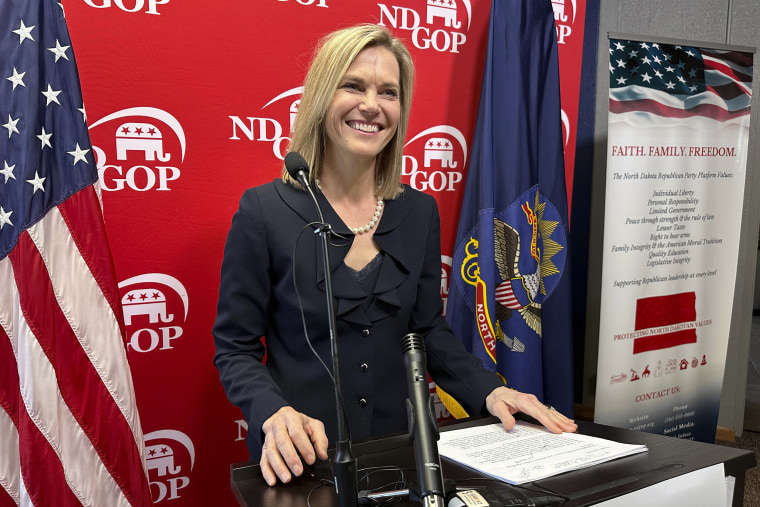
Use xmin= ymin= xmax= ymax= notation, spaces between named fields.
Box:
xmin=402 ymin=333 xmax=445 ymax=507
xmin=285 ymin=150 xmax=357 ymax=507
xmin=284 ymin=151 xmax=312 ymax=190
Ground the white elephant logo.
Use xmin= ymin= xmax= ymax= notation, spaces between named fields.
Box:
xmin=116 ymin=122 xmax=171 ymax=162
xmin=146 ymin=444 xmax=181 ymax=477
xmin=427 ymin=0 xmax=461 ymax=29
xmin=424 ymin=137 xmax=457 ymax=168
xmin=122 ymin=288 xmax=174 ymax=326
xmin=551 ymin=0 xmax=569 ymax=23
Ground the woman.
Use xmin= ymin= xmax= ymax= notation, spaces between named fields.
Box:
xmin=213 ymin=23 xmax=576 ymax=487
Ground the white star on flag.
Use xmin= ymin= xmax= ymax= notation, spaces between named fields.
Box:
xmin=1 ymin=162 xmax=16 ymax=183
xmin=48 ymin=39 xmax=70 ymax=62
xmin=37 ymin=127 xmax=53 ymax=149
xmin=67 ymin=143 xmax=90 ymax=165
xmin=26 ymin=172 xmax=46 ymax=193
xmin=12 ymin=20 xmax=35 ymax=44
xmin=3 ymin=115 xmax=20 ymax=138
xmin=42 ymin=83 xmax=62 ymax=106
xmin=6 ymin=67 xmax=26 ymax=90
xmin=0 ymin=206 xmax=12 ymax=229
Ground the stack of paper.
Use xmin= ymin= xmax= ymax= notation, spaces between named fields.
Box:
xmin=438 ymin=421 xmax=647 ymax=484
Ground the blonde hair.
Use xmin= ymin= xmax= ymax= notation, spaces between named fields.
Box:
xmin=282 ymin=24 xmax=414 ymax=200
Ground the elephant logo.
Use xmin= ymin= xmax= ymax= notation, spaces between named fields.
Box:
xmin=551 ymin=0 xmax=569 ymax=23
xmin=146 ymin=444 xmax=181 ymax=477
xmin=116 ymin=122 xmax=171 ymax=162
xmin=427 ymin=0 xmax=461 ymax=29
xmin=424 ymin=137 xmax=457 ymax=168
xmin=144 ymin=429 xmax=195 ymax=502
xmin=122 ymin=288 xmax=174 ymax=326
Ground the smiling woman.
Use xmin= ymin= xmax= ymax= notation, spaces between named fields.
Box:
xmin=212 ymin=22 xmax=577 ymax=490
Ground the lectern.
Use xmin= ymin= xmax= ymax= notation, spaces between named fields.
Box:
xmin=230 ymin=417 xmax=756 ymax=507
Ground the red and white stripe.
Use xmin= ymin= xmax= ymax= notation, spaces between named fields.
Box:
xmin=495 ymin=280 xmax=522 ymax=310
xmin=0 ymin=185 xmax=152 ymax=506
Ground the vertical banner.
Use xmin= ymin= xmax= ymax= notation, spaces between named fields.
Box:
xmin=595 ymin=35 xmax=754 ymax=442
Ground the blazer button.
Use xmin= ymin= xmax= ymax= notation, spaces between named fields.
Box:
xmin=359 ymin=398 xmax=367 ymax=408
xmin=361 ymin=329 xmax=370 ymax=337
xmin=360 ymin=363 xmax=368 ymax=372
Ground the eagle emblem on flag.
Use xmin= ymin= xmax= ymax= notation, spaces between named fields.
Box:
xmin=458 ymin=187 xmax=567 ymax=360
xmin=494 ymin=188 xmax=566 ymax=340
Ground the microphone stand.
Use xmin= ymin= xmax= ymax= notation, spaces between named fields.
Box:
xmin=300 ymin=174 xmax=358 ymax=507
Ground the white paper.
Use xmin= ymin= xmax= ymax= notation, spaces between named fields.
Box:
xmin=438 ymin=421 xmax=647 ymax=484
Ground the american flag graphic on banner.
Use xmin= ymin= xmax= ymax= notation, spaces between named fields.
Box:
xmin=0 ymin=1 xmax=152 ymax=505
xmin=609 ymin=38 xmax=753 ymax=122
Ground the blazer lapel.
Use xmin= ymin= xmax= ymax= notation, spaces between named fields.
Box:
xmin=275 ymin=181 xmax=417 ymax=326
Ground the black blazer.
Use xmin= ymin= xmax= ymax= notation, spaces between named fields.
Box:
xmin=213 ymin=180 xmax=503 ymax=458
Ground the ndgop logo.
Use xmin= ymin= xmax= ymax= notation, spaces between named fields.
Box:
xmin=144 ymin=429 xmax=195 ymax=502
xmin=402 ymin=125 xmax=466 ymax=192
xmin=89 ymin=107 xmax=186 ymax=192
xmin=118 ymin=273 xmax=189 ymax=353
xmin=82 ymin=0 xmax=170 ymax=15
xmin=551 ymin=0 xmax=577 ymax=44
xmin=228 ymin=87 xmax=302 ymax=160
xmin=377 ymin=0 xmax=473 ymax=53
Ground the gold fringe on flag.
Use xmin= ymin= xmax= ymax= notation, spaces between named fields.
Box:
xmin=435 ymin=386 xmax=470 ymax=419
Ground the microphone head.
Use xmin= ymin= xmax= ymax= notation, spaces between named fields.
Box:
xmin=284 ymin=151 xmax=310 ymax=180
xmin=402 ymin=333 xmax=425 ymax=354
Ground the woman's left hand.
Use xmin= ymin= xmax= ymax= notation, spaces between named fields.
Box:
xmin=485 ymin=386 xmax=578 ymax=434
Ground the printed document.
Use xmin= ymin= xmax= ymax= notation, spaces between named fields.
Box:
xmin=438 ymin=421 xmax=647 ymax=484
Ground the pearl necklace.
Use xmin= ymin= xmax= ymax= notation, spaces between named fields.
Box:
xmin=317 ymin=180 xmax=384 ymax=235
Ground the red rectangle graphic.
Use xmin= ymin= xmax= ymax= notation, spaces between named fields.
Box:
xmin=633 ymin=291 xmax=697 ymax=354
xmin=634 ymin=292 xmax=696 ymax=330
xmin=633 ymin=329 xmax=697 ymax=354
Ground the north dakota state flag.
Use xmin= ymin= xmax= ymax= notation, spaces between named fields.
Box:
xmin=445 ymin=0 xmax=574 ymax=416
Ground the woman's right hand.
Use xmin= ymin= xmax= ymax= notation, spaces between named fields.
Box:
xmin=259 ymin=406 xmax=329 ymax=486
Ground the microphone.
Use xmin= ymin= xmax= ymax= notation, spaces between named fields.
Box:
xmin=285 ymin=151 xmax=357 ymax=507
xmin=402 ymin=333 xmax=445 ymax=507
xmin=284 ymin=151 xmax=312 ymax=190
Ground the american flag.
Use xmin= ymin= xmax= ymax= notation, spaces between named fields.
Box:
xmin=609 ymin=38 xmax=753 ymax=122
xmin=0 ymin=1 xmax=152 ymax=506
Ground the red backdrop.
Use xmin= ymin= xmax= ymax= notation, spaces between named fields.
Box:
xmin=64 ymin=0 xmax=587 ymax=504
